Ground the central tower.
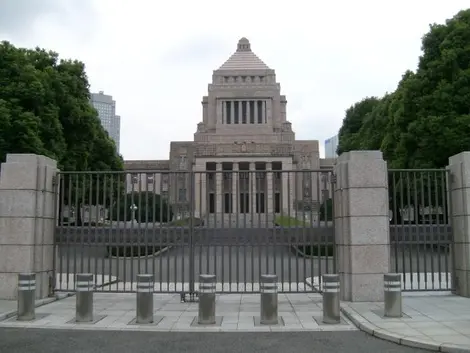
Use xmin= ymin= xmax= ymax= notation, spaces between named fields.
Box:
xmin=194 ymin=37 xmax=295 ymax=144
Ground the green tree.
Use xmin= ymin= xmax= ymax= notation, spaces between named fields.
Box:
xmin=336 ymin=97 xmax=381 ymax=155
xmin=0 ymin=41 xmax=125 ymax=226
xmin=111 ymin=191 xmax=173 ymax=223
xmin=337 ymin=9 xmax=470 ymax=169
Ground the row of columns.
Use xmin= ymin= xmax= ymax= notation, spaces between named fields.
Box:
xmin=221 ymin=100 xmax=267 ymax=124
xmin=195 ymin=161 xmax=294 ymax=217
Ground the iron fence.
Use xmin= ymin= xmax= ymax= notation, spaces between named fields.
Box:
xmin=53 ymin=169 xmax=336 ymax=295
xmin=388 ymin=169 xmax=454 ymax=292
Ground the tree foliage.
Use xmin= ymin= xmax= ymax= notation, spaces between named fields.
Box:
xmin=0 ymin=41 xmax=123 ymax=171
xmin=111 ymin=191 xmax=173 ymax=223
xmin=337 ymin=9 xmax=470 ymax=169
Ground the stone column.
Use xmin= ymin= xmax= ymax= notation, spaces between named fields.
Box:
xmin=250 ymin=162 xmax=257 ymax=214
xmin=230 ymin=101 xmax=235 ymax=124
xmin=254 ymin=101 xmax=258 ymax=124
xmin=246 ymin=100 xmax=251 ymax=124
xmin=222 ymin=101 xmax=225 ymax=124
xmin=194 ymin=161 xmax=207 ymax=218
xmin=334 ymin=151 xmax=390 ymax=302
xmin=232 ymin=162 xmax=239 ymax=215
xmin=238 ymin=101 xmax=242 ymax=124
xmin=448 ymin=152 xmax=470 ymax=297
xmin=266 ymin=162 xmax=273 ymax=214
xmin=216 ymin=162 xmax=223 ymax=215
xmin=0 ymin=154 xmax=58 ymax=299
xmin=281 ymin=160 xmax=293 ymax=213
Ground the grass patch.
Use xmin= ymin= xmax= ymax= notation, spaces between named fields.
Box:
xmin=107 ymin=246 xmax=165 ymax=257
xmin=168 ymin=217 xmax=204 ymax=226
xmin=293 ymin=245 xmax=334 ymax=257
xmin=274 ymin=216 xmax=308 ymax=227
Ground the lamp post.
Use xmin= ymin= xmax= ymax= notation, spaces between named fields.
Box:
xmin=130 ymin=204 xmax=138 ymax=223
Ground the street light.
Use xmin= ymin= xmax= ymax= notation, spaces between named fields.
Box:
xmin=130 ymin=204 xmax=138 ymax=222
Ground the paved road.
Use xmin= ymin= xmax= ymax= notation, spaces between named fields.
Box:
xmin=56 ymin=244 xmax=451 ymax=288
xmin=0 ymin=328 xmax=433 ymax=353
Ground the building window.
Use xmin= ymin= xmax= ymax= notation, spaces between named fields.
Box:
xmin=241 ymin=101 xmax=247 ymax=124
xmin=257 ymin=100 xmax=263 ymax=124
xmin=146 ymin=173 xmax=154 ymax=184
xmin=256 ymin=193 xmax=265 ymax=214
xmin=240 ymin=172 xmax=249 ymax=180
xmin=224 ymin=193 xmax=232 ymax=213
xmin=274 ymin=172 xmax=281 ymax=180
xmin=223 ymin=172 xmax=232 ymax=180
xmin=209 ymin=193 xmax=215 ymax=214
xmin=275 ymin=193 xmax=281 ymax=213
xmin=234 ymin=101 xmax=239 ymax=124
xmin=226 ymin=101 xmax=231 ymax=124
xmin=256 ymin=172 xmax=265 ymax=179
xmin=131 ymin=173 xmax=139 ymax=184
xmin=239 ymin=193 xmax=250 ymax=213
xmin=178 ymin=188 xmax=186 ymax=202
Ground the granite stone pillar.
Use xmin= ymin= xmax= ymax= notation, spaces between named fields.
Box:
xmin=448 ymin=152 xmax=470 ymax=297
xmin=250 ymin=162 xmax=257 ymax=214
xmin=0 ymin=154 xmax=58 ymax=300
xmin=232 ymin=162 xmax=239 ymax=214
xmin=216 ymin=162 xmax=223 ymax=215
xmin=334 ymin=151 xmax=390 ymax=302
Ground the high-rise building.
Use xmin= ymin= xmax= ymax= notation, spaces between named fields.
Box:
xmin=324 ymin=134 xmax=339 ymax=159
xmin=90 ymin=91 xmax=121 ymax=152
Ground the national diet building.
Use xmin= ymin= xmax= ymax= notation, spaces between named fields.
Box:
xmin=125 ymin=38 xmax=334 ymax=225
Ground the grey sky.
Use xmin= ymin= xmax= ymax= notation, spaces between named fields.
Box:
xmin=0 ymin=0 xmax=468 ymax=159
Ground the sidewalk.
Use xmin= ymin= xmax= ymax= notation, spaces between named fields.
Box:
xmin=0 ymin=274 xmax=117 ymax=321
xmin=0 ymin=292 xmax=357 ymax=332
xmin=341 ymin=293 xmax=470 ymax=352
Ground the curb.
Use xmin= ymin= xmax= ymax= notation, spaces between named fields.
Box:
xmin=340 ymin=306 xmax=470 ymax=353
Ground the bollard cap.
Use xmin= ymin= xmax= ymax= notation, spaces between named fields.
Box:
xmin=322 ymin=274 xmax=339 ymax=283
xmin=18 ymin=273 xmax=35 ymax=281
xmin=261 ymin=274 xmax=278 ymax=283
xmin=384 ymin=273 xmax=401 ymax=281
xmin=199 ymin=274 xmax=216 ymax=283
xmin=137 ymin=274 xmax=154 ymax=282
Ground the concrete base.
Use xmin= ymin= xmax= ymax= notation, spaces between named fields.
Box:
xmin=253 ymin=316 xmax=285 ymax=326
xmin=312 ymin=315 xmax=348 ymax=326
xmin=190 ymin=316 xmax=223 ymax=327
xmin=371 ymin=309 xmax=411 ymax=319
xmin=67 ymin=315 xmax=106 ymax=325
xmin=127 ymin=316 xmax=164 ymax=326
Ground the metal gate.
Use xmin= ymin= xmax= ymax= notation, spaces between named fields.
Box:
xmin=388 ymin=168 xmax=454 ymax=292
xmin=53 ymin=169 xmax=336 ymax=296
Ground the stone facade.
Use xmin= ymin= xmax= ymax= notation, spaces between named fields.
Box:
xmin=125 ymin=38 xmax=334 ymax=222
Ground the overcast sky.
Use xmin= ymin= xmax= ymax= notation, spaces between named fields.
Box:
xmin=0 ymin=0 xmax=468 ymax=160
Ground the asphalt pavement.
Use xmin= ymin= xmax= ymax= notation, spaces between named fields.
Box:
xmin=0 ymin=328 xmax=434 ymax=353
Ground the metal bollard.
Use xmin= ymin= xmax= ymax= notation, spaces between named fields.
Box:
xmin=75 ymin=273 xmax=94 ymax=322
xmin=322 ymin=274 xmax=340 ymax=324
xmin=198 ymin=274 xmax=216 ymax=324
xmin=136 ymin=274 xmax=154 ymax=324
xmin=260 ymin=274 xmax=278 ymax=325
xmin=384 ymin=273 xmax=402 ymax=318
xmin=17 ymin=273 xmax=36 ymax=321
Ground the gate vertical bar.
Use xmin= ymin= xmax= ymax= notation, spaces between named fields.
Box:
xmin=189 ymin=170 xmax=195 ymax=298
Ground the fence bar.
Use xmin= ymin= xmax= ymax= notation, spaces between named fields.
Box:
xmin=384 ymin=273 xmax=402 ymax=318
xmin=322 ymin=274 xmax=340 ymax=324
xmin=260 ymin=274 xmax=278 ymax=325
xmin=198 ymin=274 xmax=216 ymax=324
xmin=17 ymin=273 xmax=36 ymax=321
xmin=136 ymin=274 xmax=154 ymax=324
xmin=75 ymin=273 xmax=94 ymax=322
